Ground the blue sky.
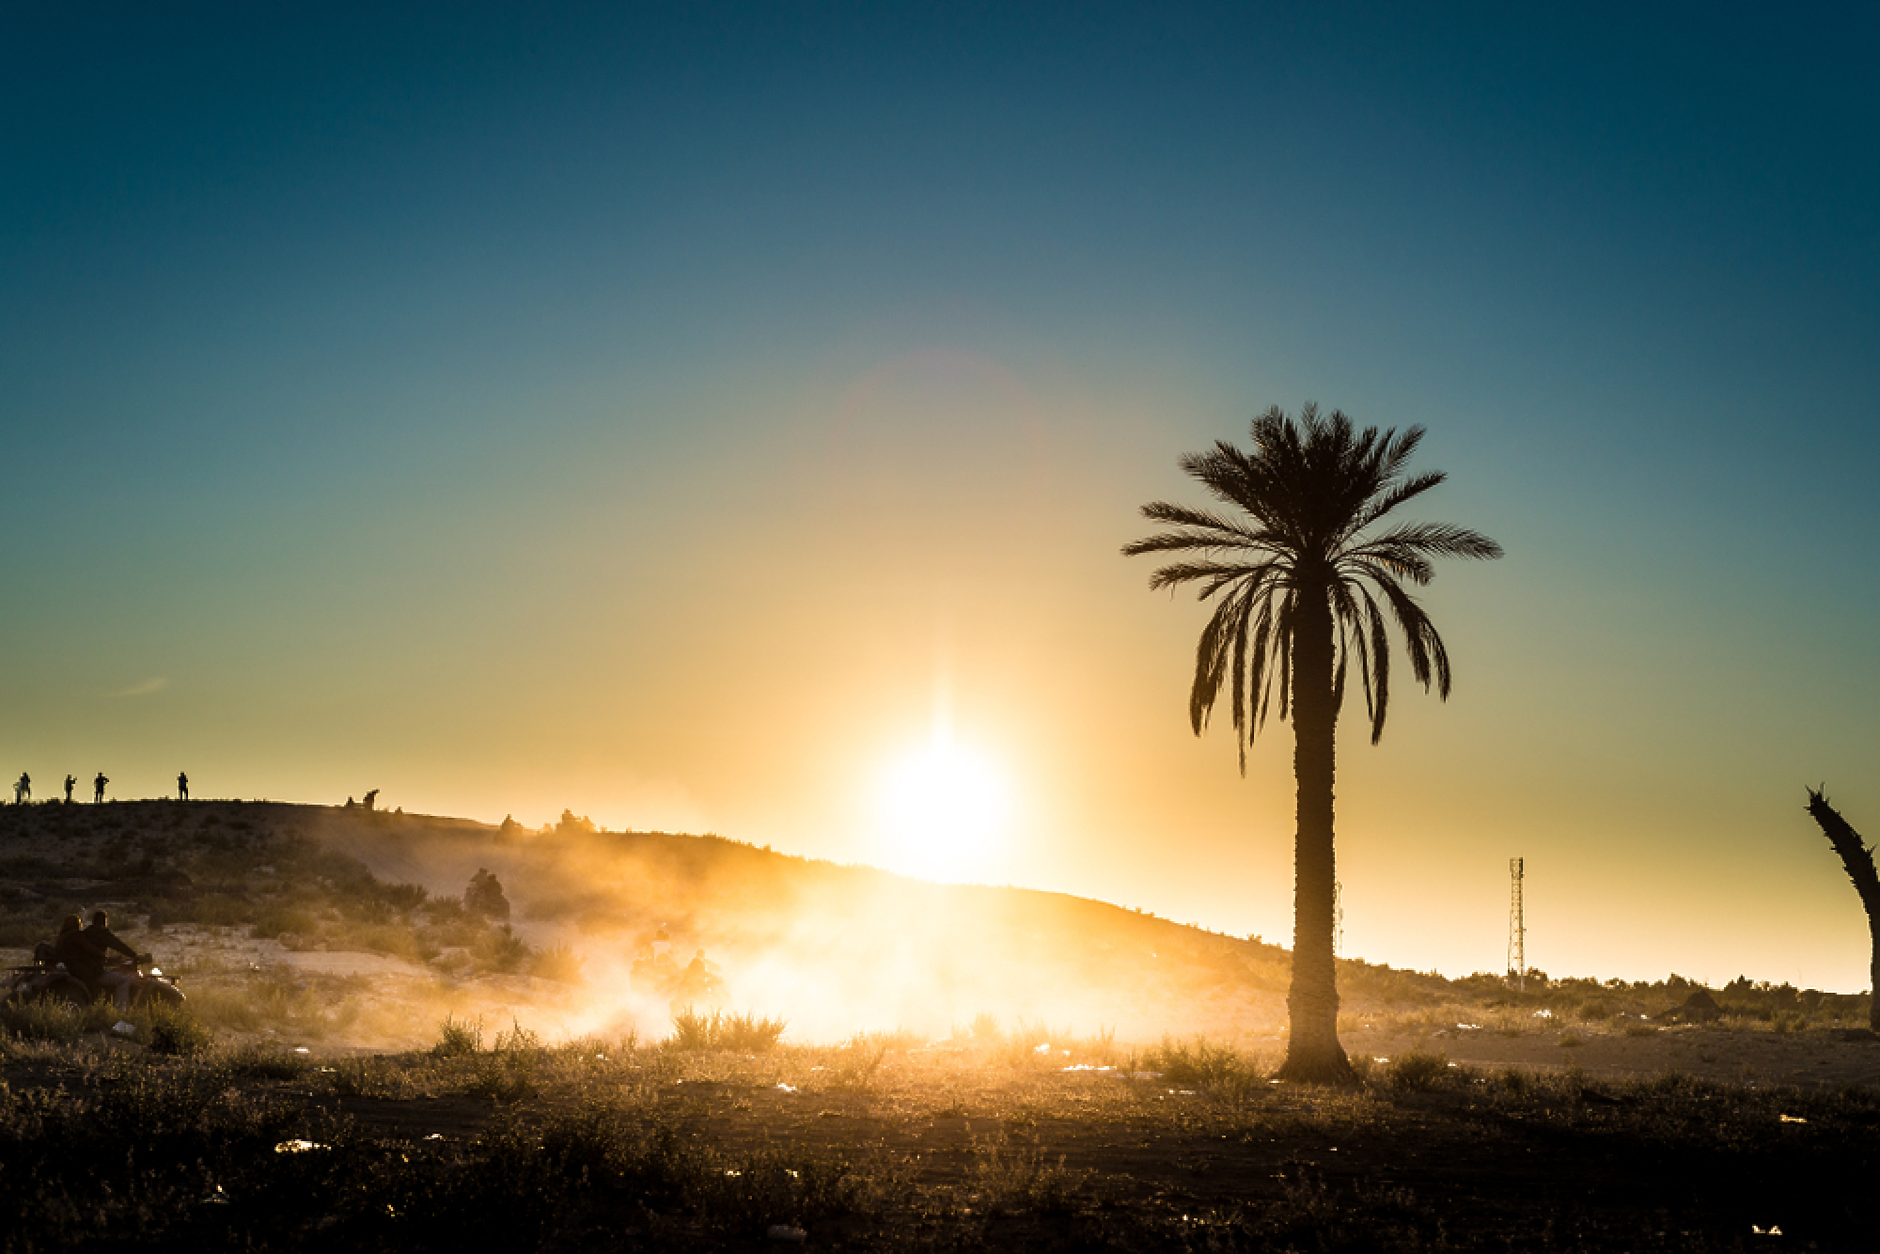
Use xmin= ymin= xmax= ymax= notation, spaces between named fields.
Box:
xmin=4 ymin=3 xmax=1878 ymax=989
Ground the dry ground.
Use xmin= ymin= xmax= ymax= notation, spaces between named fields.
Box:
xmin=6 ymin=1017 xmax=1876 ymax=1252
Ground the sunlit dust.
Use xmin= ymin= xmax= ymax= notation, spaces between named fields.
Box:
xmin=875 ymin=738 xmax=1009 ymax=883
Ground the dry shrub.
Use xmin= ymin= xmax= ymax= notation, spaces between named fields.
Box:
xmin=467 ymin=1020 xmax=544 ymax=1102
xmin=470 ymin=924 xmax=531 ymax=974
xmin=249 ymin=904 xmax=319 ymax=940
xmin=971 ymin=1131 xmax=1087 ymax=1215
xmin=668 ymin=1008 xmax=787 ymax=1052
xmin=145 ymin=1001 xmax=213 ymax=1056
xmin=351 ymin=922 xmax=429 ymax=963
xmin=1385 ymin=1050 xmax=1449 ymax=1091
xmin=1 ymin=998 xmax=90 ymax=1043
xmin=1142 ymin=1035 xmax=1254 ymax=1087
xmin=528 ymin=943 xmax=585 ymax=984
xmin=433 ymin=1014 xmax=484 ymax=1057
xmin=175 ymin=894 xmax=250 ymax=927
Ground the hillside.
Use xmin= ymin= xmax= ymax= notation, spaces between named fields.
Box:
xmin=2 ymin=798 xmax=1867 ymax=1052
xmin=0 ymin=798 xmax=1293 ymax=1042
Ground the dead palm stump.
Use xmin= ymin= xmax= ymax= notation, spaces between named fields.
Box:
xmin=1805 ymin=788 xmax=1880 ymax=1033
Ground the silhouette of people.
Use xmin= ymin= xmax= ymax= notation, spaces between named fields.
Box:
xmin=177 ymin=771 xmax=189 ymax=801
xmin=17 ymin=772 xmax=29 ymax=803
xmin=83 ymin=910 xmax=142 ymax=1011
xmin=463 ymin=867 xmax=510 ymax=920
xmin=11 ymin=774 xmax=24 ymax=805
xmin=93 ymin=772 xmax=108 ymax=803
xmin=50 ymin=915 xmax=98 ymax=996
xmin=651 ymin=925 xmax=673 ymax=968
xmin=63 ymin=775 xmax=75 ymax=804
xmin=363 ymin=789 xmax=379 ymax=811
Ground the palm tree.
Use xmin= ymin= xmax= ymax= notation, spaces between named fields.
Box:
xmin=1803 ymin=789 xmax=1880 ymax=1032
xmin=1124 ymin=404 xmax=1501 ymax=1083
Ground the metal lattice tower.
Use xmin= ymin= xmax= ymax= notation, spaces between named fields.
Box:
xmin=1507 ymin=857 xmax=1526 ymax=991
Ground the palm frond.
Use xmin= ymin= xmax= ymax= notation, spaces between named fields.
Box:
xmin=1134 ymin=501 xmax=1274 ymax=546
xmin=1329 ymin=582 xmax=1379 ymax=738
xmin=1127 ymin=403 xmax=1497 ymax=750
xmin=1349 ymin=550 xmax=1436 ymax=587
xmin=1143 ymin=559 xmax=1262 ymax=595
xmin=1367 ymin=573 xmax=1453 ymax=698
xmin=1124 ymin=530 xmax=1256 ymax=560
xmin=1188 ymin=587 xmax=1244 ymax=734
xmin=1229 ymin=591 xmax=1253 ymax=771
xmin=1364 ymin=589 xmax=1392 ymax=744
xmin=1351 ymin=521 xmax=1503 ymax=563
xmin=1348 ymin=470 xmax=1445 ymax=534
xmin=1247 ymin=594 xmax=1279 ymax=734
xmin=1374 ymin=425 xmax=1428 ymax=488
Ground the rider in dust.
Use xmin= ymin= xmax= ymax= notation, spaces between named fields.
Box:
xmin=50 ymin=915 xmax=103 ymax=1000
xmin=82 ymin=911 xmax=143 ymax=1010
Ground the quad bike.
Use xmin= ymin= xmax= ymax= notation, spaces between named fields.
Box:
xmin=666 ymin=963 xmax=729 ymax=1016
xmin=101 ymin=957 xmax=186 ymax=1010
xmin=631 ymin=954 xmax=730 ymax=1015
xmin=2 ymin=949 xmax=184 ymax=1010
xmin=3 ymin=952 xmax=91 ymax=1007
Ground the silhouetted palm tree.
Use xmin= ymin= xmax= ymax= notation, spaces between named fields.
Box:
xmin=1124 ymin=404 xmax=1501 ymax=1083
xmin=1804 ymin=788 xmax=1880 ymax=1032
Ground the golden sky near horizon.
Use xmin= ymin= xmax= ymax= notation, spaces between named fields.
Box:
xmin=9 ymin=344 xmax=1875 ymax=994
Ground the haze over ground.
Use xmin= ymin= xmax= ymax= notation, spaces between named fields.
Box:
xmin=3 ymin=4 xmax=1877 ymax=991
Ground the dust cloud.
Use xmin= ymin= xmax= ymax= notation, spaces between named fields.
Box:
xmin=308 ymin=806 xmax=1290 ymax=1048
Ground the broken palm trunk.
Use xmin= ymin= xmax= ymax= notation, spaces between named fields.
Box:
xmin=1805 ymin=788 xmax=1880 ymax=1032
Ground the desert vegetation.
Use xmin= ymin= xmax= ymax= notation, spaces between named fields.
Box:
xmin=2 ymin=1008 xmax=1877 ymax=1250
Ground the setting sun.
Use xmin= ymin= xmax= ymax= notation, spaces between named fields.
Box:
xmin=874 ymin=737 xmax=1010 ymax=882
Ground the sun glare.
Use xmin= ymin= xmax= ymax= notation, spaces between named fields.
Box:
xmin=875 ymin=738 xmax=1009 ymax=882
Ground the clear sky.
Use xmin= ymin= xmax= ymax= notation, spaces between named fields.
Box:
xmin=5 ymin=3 xmax=1878 ymax=990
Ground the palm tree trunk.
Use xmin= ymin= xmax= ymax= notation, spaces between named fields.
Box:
xmin=1276 ymin=585 xmax=1356 ymax=1084
xmin=1804 ymin=789 xmax=1880 ymax=1033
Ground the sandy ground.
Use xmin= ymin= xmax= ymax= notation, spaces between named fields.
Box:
xmin=1350 ymin=1021 xmax=1880 ymax=1089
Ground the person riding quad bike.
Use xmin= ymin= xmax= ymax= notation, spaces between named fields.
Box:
xmin=81 ymin=910 xmax=145 ymax=1010
xmin=38 ymin=912 xmax=177 ymax=1010
xmin=669 ymin=948 xmax=728 ymax=1013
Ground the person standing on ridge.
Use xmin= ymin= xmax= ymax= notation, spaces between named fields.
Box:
xmin=93 ymin=772 xmax=108 ymax=803
xmin=63 ymin=775 xmax=75 ymax=803
xmin=177 ymin=772 xmax=188 ymax=801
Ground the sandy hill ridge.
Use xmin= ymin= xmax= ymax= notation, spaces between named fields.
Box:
xmin=0 ymin=798 xmax=1292 ymax=1041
